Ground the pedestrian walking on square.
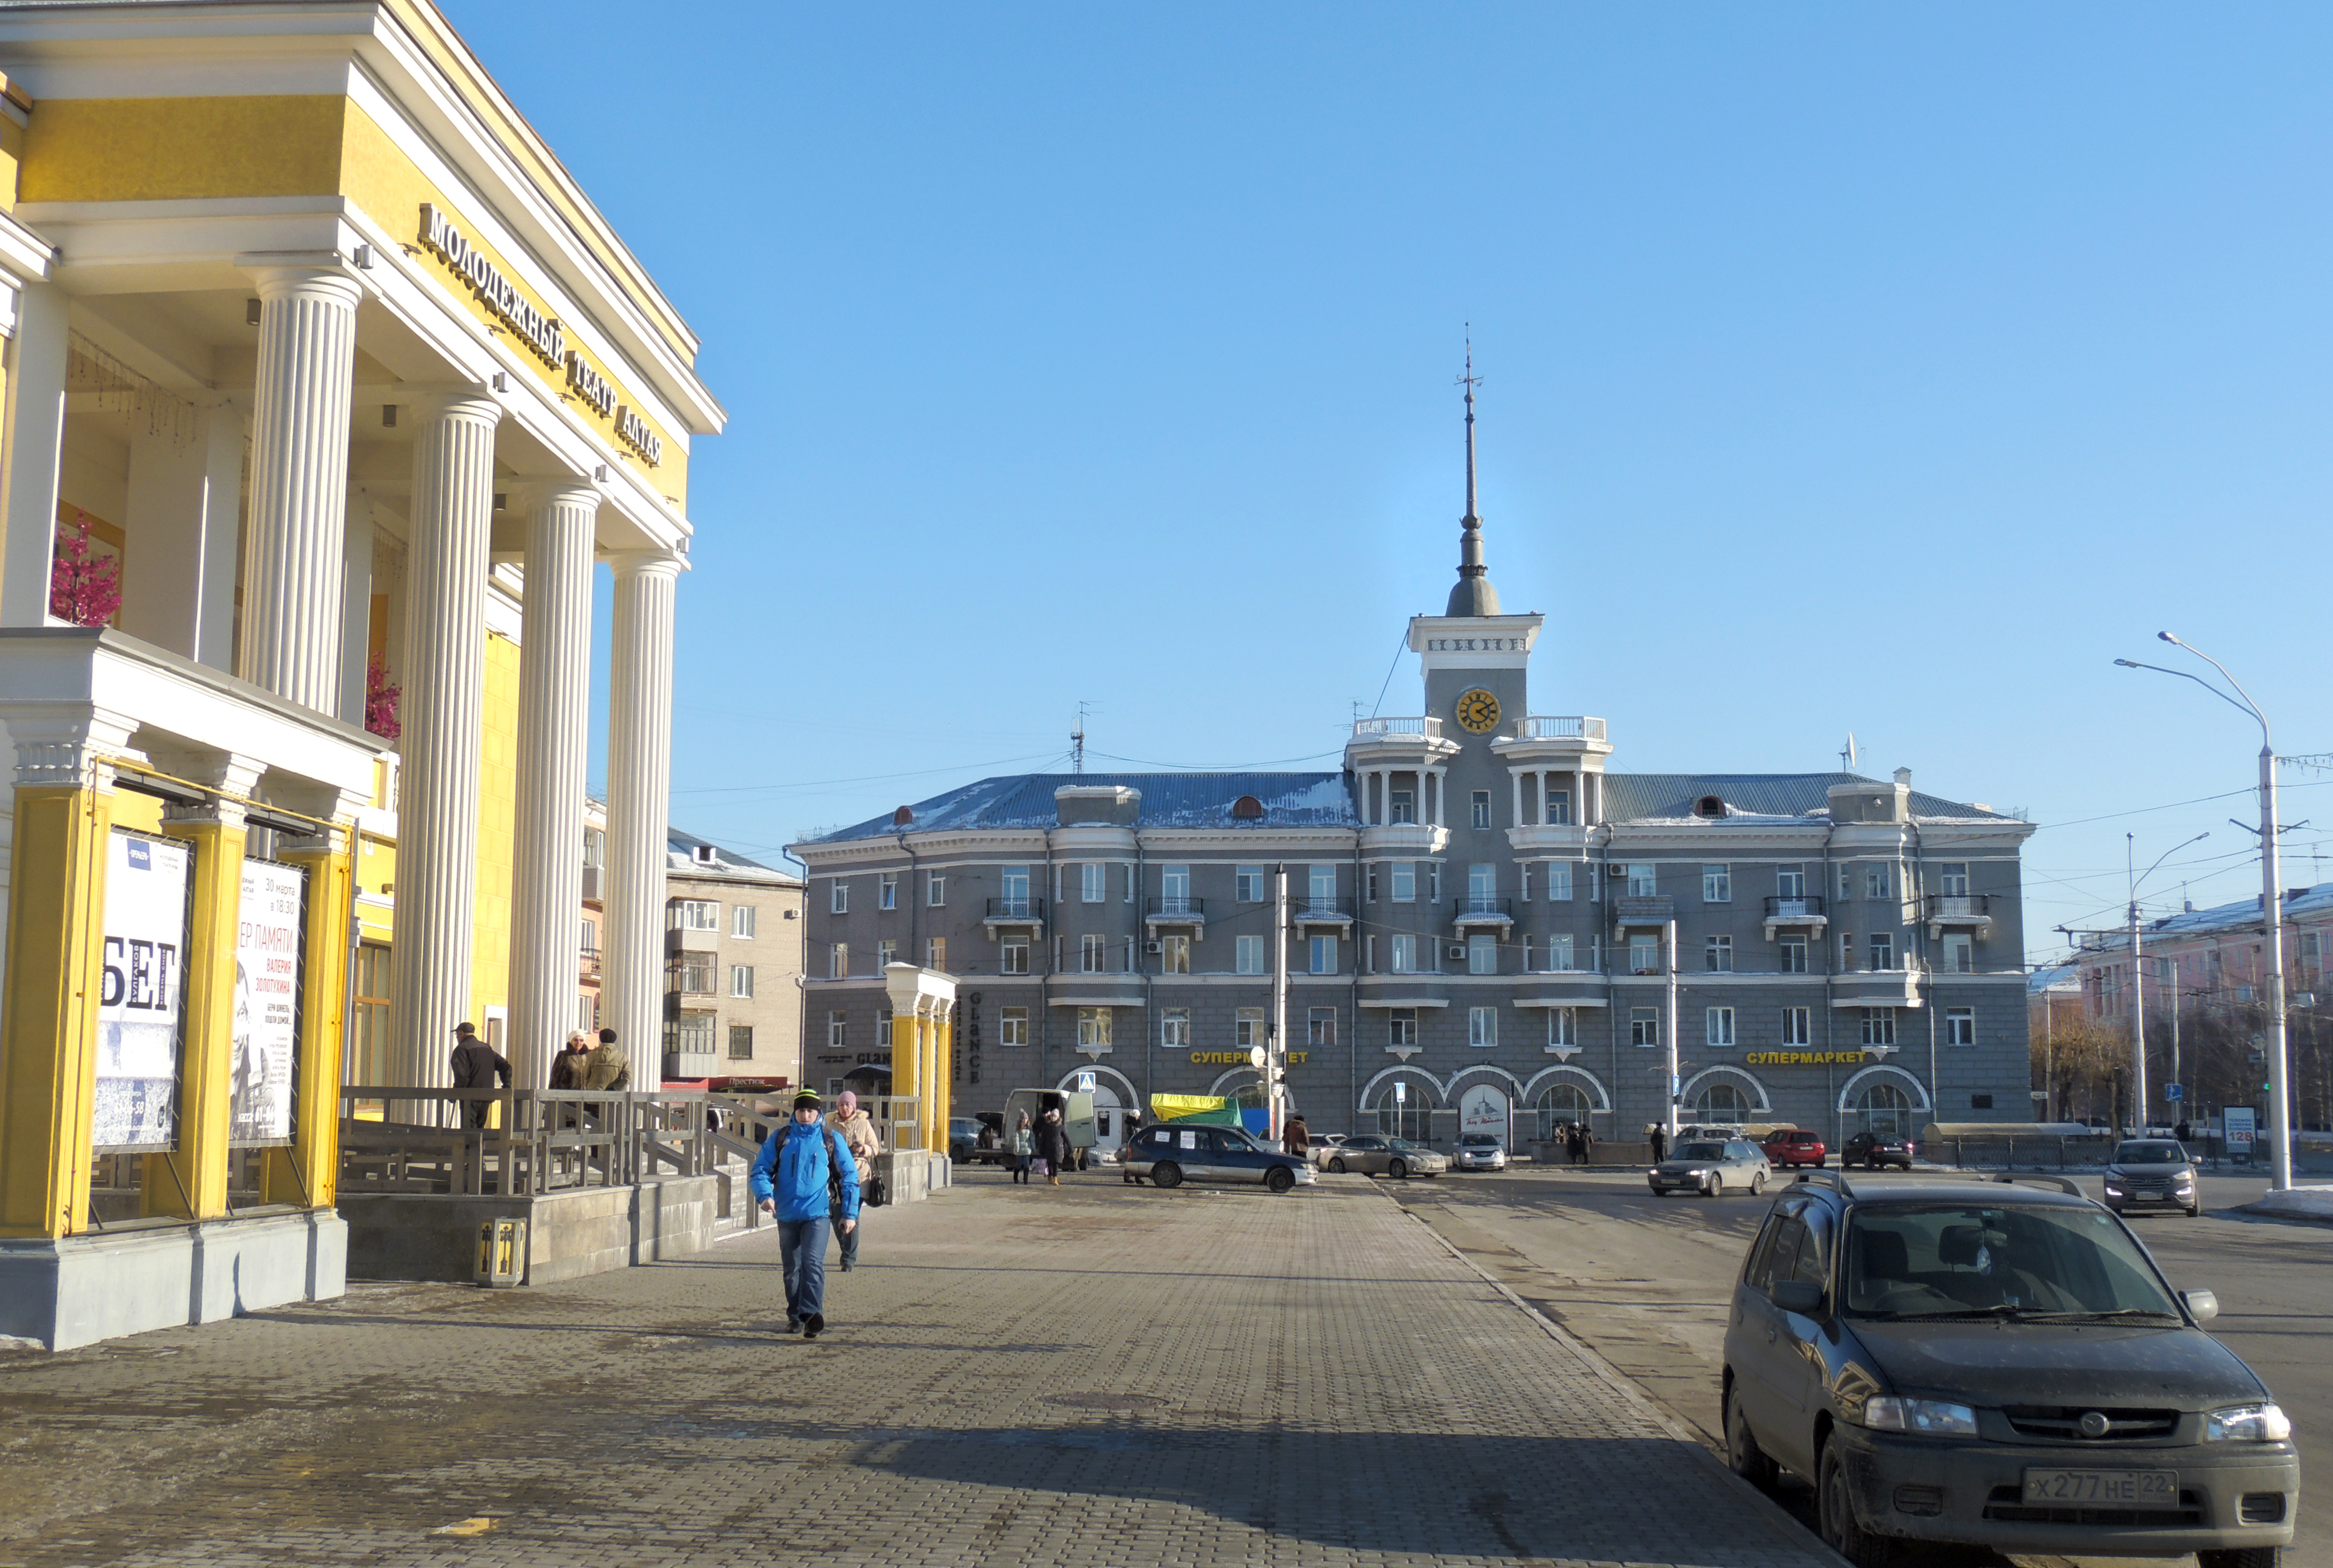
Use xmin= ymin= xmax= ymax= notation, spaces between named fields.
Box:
xmin=1579 ymin=1125 xmax=1596 ymax=1165
xmin=448 ymin=1022 xmax=510 ymax=1129
xmin=829 ymin=1090 xmax=883 ymax=1272
xmin=751 ymin=1089 xmax=859 ymax=1339
xmin=1009 ymin=1111 xmax=1035 ymax=1183
xmin=583 ymin=1026 xmax=630 ymax=1091
xmin=1283 ymin=1114 xmax=1310 ymax=1160
xmin=1034 ymin=1106 xmax=1070 ymax=1187
xmin=1647 ymin=1123 xmax=1666 ymax=1163
xmin=1562 ymin=1123 xmax=1579 ymax=1164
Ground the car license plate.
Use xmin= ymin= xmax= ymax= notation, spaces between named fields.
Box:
xmin=2022 ymin=1469 xmax=2178 ymax=1506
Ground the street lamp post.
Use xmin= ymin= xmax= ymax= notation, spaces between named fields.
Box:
xmin=2116 ymin=636 xmax=2293 ymax=1190
xmin=2126 ymin=831 xmax=2209 ymax=1135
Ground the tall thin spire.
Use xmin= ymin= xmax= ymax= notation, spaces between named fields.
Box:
xmin=1445 ymin=329 xmax=1501 ymax=618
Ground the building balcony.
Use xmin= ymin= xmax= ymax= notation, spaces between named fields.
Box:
xmin=1611 ymin=895 xmax=1675 ymax=928
xmin=1295 ymin=895 xmax=1354 ymax=927
xmin=1452 ymin=897 xmax=1514 ymax=929
xmin=1507 ymin=823 xmax=1591 ymax=856
xmin=1516 ymin=715 xmax=1606 ymax=741
xmin=580 ymin=945 xmax=603 ymax=980
xmin=1492 ymin=716 xmax=1615 ymax=763
xmin=1358 ymin=822 xmax=1449 ymax=856
xmin=1925 ymin=893 xmax=1995 ymax=939
xmin=982 ymin=895 xmax=1047 ymax=932
xmin=1352 ymin=716 xmax=1443 ymax=741
xmin=1830 ymin=969 xmax=1924 ymax=1009
xmin=1346 ymin=717 xmax=1459 ymax=766
xmin=1763 ymin=894 xmax=1830 ymax=938
xmin=1145 ymin=896 xmax=1206 ymax=929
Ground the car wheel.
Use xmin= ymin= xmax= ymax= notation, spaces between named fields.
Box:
xmin=1266 ymin=1166 xmax=1295 ymax=1195
xmin=1724 ymin=1381 xmax=1777 ymax=1489
xmin=2197 ymin=1550 xmax=2282 ymax=1568
xmin=2188 ymin=1203 xmax=2204 ymax=1217
xmin=1388 ymin=1158 xmax=1409 ymax=1180
xmin=1750 ymin=1171 xmax=1766 ymax=1195
xmin=1328 ymin=1157 xmax=1348 ymax=1174
xmin=1704 ymin=1174 xmax=1722 ymax=1198
xmin=1152 ymin=1163 xmax=1183 ymax=1189
xmin=1818 ymin=1437 xmax=1900 ymax=1567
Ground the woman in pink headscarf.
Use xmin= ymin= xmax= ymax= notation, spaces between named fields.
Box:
xmin=828 ymin=1089 xmax=883 ymax=1271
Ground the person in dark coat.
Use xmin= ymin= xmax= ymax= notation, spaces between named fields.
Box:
xmin=448 ymin=1022 xmax=510 ymax=1129
xmin=548 ymin=1030 xmax=591 ymax=1091
xmin=1283 ymin=1114 xmax=1311 ymax=1159
xmin=1034 ymin=1106 xmax=1071 ymax=1187
xmin=1647 ymin=1124 xmax=1666 ymax=1163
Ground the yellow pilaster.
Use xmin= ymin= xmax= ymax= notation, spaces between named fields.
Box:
xmin=919 ymin=1003 xmax=938 ymax=1152
xmin=890 ymin=1007 xmax=919 ymax=1147
xmin=268 ymin=833 xmax=355 ymax=1208
xmin=0 ymin=781 xmax=114 ymax=1239
xmin=146 ymin=809 xmax=246 ymax=1219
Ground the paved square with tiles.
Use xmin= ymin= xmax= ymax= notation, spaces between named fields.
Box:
xmin=0 ymin=1171 xmax=1838 ymax=1567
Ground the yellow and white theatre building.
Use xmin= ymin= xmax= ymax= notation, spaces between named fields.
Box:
xmin=0 ymin=0 xmax=723 ymax=1348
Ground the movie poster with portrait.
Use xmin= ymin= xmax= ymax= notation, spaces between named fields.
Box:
xmin=93 ymin=830 xmax=192 ymax=1150
xmin=231 ymin=859 xmax=307 ymax=1144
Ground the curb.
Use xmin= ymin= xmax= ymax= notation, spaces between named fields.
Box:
xmin=1387 ymin=1188 xmax=1853 ymax=1567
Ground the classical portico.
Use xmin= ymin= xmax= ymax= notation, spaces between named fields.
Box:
xmin=0 ymin=0 xmax=724 ymax=1346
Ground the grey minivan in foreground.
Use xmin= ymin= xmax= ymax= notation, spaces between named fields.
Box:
xmin=1722 ymin=1171 xmax=2296 ymax=1567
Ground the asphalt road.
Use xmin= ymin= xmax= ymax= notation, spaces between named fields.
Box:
xmin=1391 ymin=1165 xmax=2332 ymax=1568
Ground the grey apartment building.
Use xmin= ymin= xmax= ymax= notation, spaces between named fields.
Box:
xmin=790 ymin=439 xmax=2035 ymax=1153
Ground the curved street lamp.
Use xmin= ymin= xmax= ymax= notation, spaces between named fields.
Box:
xmin=2116 ymin=635 xmax=2292 ymax=1190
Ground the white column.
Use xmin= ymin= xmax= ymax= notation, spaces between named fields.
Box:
xmin=0 ymin=281 xmax=68 ymax=627
xmin=239 ymin=268 xmax=362 ymax=711
xmin=389 ymin=392 xmax=501 ymax=1093
xmin=506 ymin=481 xmax=599 ymax=1091
xmin=336 ymin=488 xmax=374 ymax=725
xmin=1510 ymin=771 xmax=1523 ymax=830
xmin=605 ymin=549 xmax=683 ymax=1092
xmin=121 ymin=404 xmax=243 ymax=665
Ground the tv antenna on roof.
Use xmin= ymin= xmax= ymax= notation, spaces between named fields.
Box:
xmin=1072 ymin=701 xmax=1089 ymax=775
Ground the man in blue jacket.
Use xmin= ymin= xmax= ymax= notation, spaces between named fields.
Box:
xmin=751 ymin=1089 xmax=860 ymax=1339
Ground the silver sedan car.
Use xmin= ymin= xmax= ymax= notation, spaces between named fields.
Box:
xmin=1322 ymin=1133 xmax=1448 ymax=1179
xmin=1646 ymin=1137 xmax=1771 ymax=1198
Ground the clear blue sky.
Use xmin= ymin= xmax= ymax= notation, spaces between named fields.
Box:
xmin=445 ymin=2 xmax=2332 ymax=961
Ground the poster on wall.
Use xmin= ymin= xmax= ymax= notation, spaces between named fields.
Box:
xmin=1459 ymin=1083 xmax=1511 ymax=1142
xmin=231 ymin=859 xmax=307 ymax=1144
xmin=92 ymin=830 xmax=192 ymax=1150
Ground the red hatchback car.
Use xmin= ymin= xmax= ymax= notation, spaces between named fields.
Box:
xmin=1759 ymin=1128 xmax=1826 ymax=1168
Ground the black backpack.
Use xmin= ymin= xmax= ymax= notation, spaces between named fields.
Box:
xmin=822 ymin=1126 xmax=847 ymax=1212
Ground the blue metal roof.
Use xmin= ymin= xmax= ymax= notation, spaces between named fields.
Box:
xmin=807 ymin=772 xmax=1357 ymax=843
xmin=802 ymin=768 xmax=2010 ymax=845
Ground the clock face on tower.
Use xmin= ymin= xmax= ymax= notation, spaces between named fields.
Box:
xmin=1454 ymin=688 xmax=1501 ymax=735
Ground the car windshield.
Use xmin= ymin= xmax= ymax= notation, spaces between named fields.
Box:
xmin=1387 ymin=1139 xmax=1423 ymax=1151
xmin=1462 ymin=1135 xmax=1498 ymax=1146
xmin=2115 ymin=1141 xmax=2186 ymax=1164
xmin=1842 ymin=1203 xmax=2181 ymax=1320
xmin=1676 ymin=1142 xmax=1726 ymax=1160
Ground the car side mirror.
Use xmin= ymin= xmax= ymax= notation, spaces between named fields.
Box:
xmin=1772 ymin=1280 xmax=1824 ymax=1315
xmin=2181 ymin=1289 xmax=2219 ymax=1323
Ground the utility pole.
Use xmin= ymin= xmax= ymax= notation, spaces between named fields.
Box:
xmin=1270 ymin=863 xmax=1290 ymax=1144
xmin=2129 ymin=834 xmax=2148 ymax=1134
xmin=1665 ymin=916 xmax=1681 ymax=1141
xmin=1070 ymin=702 xmax=1088 ymax=775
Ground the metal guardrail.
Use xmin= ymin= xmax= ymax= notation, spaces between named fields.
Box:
xmin=985 ymin=896 xmax=1047 ymax=919
xmin=1352 ymin=717 xmax=1442 ymax=740
xmin=1764 ymin=895 xmax=1826 ymax=918
xmin=1515 ymin=715 xmax=1607 ymax=741
xmin=1926 ymin=894 xmax=1992 ymax=918
xmin=1147 ymin=896 xmax=1206 ymax=917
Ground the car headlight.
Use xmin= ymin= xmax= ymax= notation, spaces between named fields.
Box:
xmin=2206 ymin=1404 xmax=2292 ymax=1443
xmin=1863 ymin=1398 xmax=1980 ymax=1436
xmin=2103 ymin=1181 xmax=2125 ymax=1193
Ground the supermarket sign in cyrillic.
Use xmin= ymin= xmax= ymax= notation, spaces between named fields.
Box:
xmin=1745 ymin=1050 xmax=1874 ymax=1067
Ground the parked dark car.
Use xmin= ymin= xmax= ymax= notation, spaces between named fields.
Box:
xmin=1121 ymin=1122 xmax=1318 ymax=1194
xmin=2104 ymin=1139 xmax=2202 ymax=1218
xmin=1721 ymin=1171 xmax=2295 ymax=1567
xmin=1763 ymin=1128 xmax=1827 ymax=1169
xmin=1842 ymin=1130 xmax=1917 ymax=1171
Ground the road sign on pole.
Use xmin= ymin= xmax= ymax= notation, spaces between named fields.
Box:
xmin=1073 ymin=1070 xmax=1095 ymax=1094
xmin=2165 ymin=1083 xmax=2183 ymax=1102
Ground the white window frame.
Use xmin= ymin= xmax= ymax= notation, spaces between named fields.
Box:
xmin=1083 ymin=863 xmax=1109 ymax=904
xmin=732 ymin=904 xmax=757 ymax=939
xmin=1388 ymin=1009 xmax=1418 ymax=1047
xmin=1310 ymin=934 xmax=1338 ymax=975
xmin=1702 ymin=864 xmax=1731 ymax=903
xmin=1630 ymin=1007 xmax=1659 ymax=1047
xmin=879 ymin=873 xmax=897 ymax=910
xmin=1161 ymin=933 xmax=1191 ymax=974
xmin=1307 ymin=1006 xmax=1337 ymax=1047
xmin=1545 ymin=933 xmax=1575 ymax=973
xmin=1077 ymin=1007 xmax=1111 ymax=1050
xmin=1161 ymin=1008 xmax=1189 ymax=1049
xmin=1627 ymin=863 xmax=1657 ymax=897
xmin=1309 ymin=864 xmax=1336 ymax=904
xmin=927 ymin=936 xmax=946 ymax=970
xmin=1390 ymin=789 xmax=1416 ymax=826
xmin=1705 ymin=934 xmax=1733 ymax=973
xmin=1236 ymin=1008 xmax=1265 ymax=1047
xmin=1549 ymin=1007 xmax=1576 ymax=1046
xmin=1000 ymin=1006 xmax=1028 ymax=1046
xmin=1776 ymin=866 xmax=1804 ymax=899
xmin=1468 ymin=862 xmax=1496 ymax=902
xmin=829 ymin=881 xmax=848 ymax=916
xmin=1467 ymin=932 xmax=1497 ymax=975
xmin=1943 ymin=932 xmax=1973 ymax=974
xmin=1629 ymin=933 xmax=1659 ymax=974
xmin=1939 ymin=862 xmax=1970 ymax=898
xmin=1866 ymin=864 xmax=1892 ymax=900
xmin=927 ymin=872 xmax=945 ymax=907
xmin=827 ymin=1011 xmax=846 ymax=1049
xmin=1471 ymin=790 xmax=1492 ymax=830
xmin=830 ymin=943 xmax=848 ymax=980
xmin=1869 ymin=933 xmax=1894 ymax=971
xmin=1469 ymin=1005 xmax=1497 ymax=1047
xmin=1236 ymin=864 xmax=1266 ymax=902
xmin=1002 ymin=864 xmax=1032 ymax=907
xmin=878 ymin=938 xmax=897 ymax=969
xmin=1546 ymin=787 xmax=1571 ymax=825
xmin=1705 ymin=1006 xmax=1735 ymax=1047
xmin=1862 ymin=1007 xmax=1897 ymax=1047
xmin=1547 ymin=863 xmax=1573 ymax=902
xmin=1779 ymin=936 xmax=1807 ymax=974
xmin=1390 ymin=934 xmax=1419 ymax=974
xmin=999 ymin=938 xmax=1029 ymax=975
xmin=1945 ymin=1007 xmax=1976 ymax=1046
xmin=1781 ymin=1006 xmax=1810 ymax=1046
xmin=731 ymin=965 xmax=754 ymax=999
xmin=1235 ymin=934 xmax=1266 ymax=975
xmin=1081 ymin=934 xmax=1108 ymax=973
xmin=675 ymin=899 xmax=720 ymax=931
xmin=1391 ymin=864 xmax=1417 ymax=903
